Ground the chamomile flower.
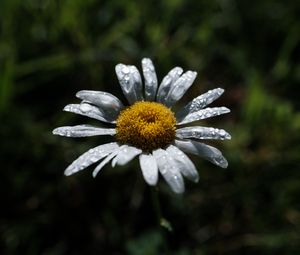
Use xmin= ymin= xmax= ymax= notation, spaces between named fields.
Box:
xmin=53 ymin=58 xmax=231 ymax=193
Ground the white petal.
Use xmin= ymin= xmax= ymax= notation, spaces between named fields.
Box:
xmin=64 ymin=142 xmax=119 ymax=176
xmin=53 ymin=125 xmax=116 ymax=137
xmin=111 ymin=145 xmax=126 ymax=167
xmin=76 ymin=90 xmax=124 ymax=120
xmin=176 ymin=126 xmax=231 ymax=140
xmin=152 ymin=149 xmax=185 ymax=194
xmin=174 ymin=140 xmax=228 ymax=168
xmin=176 ymin=88 xmax=224 ymax=121
xmin=164 ymin=71 xmax=197 ymax=107
xmin=115 ymin=64 xmax=143 ymax=104
xmin=63 ymin=103 xmax=116 ymax=124
xmin=111 ymin=145 xmax=142 ymax=167
xmin=92 ymin=149 xmax=120 ymax=177
xmin=142 ymin=58 xmax=158 ymax=101
xmin=157 ymin=67 xmax=183 ymax=103
xmin=177 ymin=107 xmax=230 ymax=125
xmin=139 ymin=153 xmax=158 ymax=185
xmin=167 ymin=145 xmax=199 ymax=182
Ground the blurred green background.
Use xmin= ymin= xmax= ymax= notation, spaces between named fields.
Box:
xmin=1 ymin=0 xmax=300 ymax=254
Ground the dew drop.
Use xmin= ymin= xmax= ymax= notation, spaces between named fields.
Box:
xmin=90 ymin=157 xmax=98 ymax=163
xmin=122 ymin=66 xmax=130 ymax=74
xmin=80 ymin=103 xmax=92 ymax=113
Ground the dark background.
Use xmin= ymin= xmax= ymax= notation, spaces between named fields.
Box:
xmin=1 ymin=0 xmax=300 ymax=254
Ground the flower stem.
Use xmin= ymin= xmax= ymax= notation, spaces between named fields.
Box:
xmin=150 ymin=187 xmax=173 ymax=254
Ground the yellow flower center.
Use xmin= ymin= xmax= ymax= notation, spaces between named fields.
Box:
xmin=116 ymin=101 xmax=176 ymax=151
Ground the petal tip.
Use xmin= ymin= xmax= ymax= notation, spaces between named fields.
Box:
xmin=193 ymin=175 xmax=200 ymax=183
xmin=220 ymin=160 xmax=228 ymax=169
xmin=174 ymin=188 xmax=185 ymax=194
xmin=52 ymin=128 xmax=59 ymax=135
xmin=64 ymin=169 xmax=72 ymax=176
xmin=92 ymin=171 xmax=98 ymax=178
xmin=142 ymin=57 xmax=151 ymax=63
xmin=146 ymin=179 xmax=158 ymax=186
xmin=115 ymin=63 xmax=124 ymax=72
xmin=222 ymin=107 xmax=231 ymax=113
xmin=63 ymin=105 xmax=71 ymax=112
xmin=111 ymin=158 xmax=117 ymax=167
xmin=75 ymin=90 xmax=84 ymax=99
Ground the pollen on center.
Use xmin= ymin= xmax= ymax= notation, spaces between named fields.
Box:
xmin=116 ymin=101 xmax=176 ymax=151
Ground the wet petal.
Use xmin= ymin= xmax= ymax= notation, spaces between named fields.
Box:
xmin=153 ymin=149 xmax=185 ymax=194
xmin=111 ymin=145 xmax=142 ymax=167
xmin=157 ymin=67 xmax=183 ymax=103
xmin=177 ymin=107 xmax=230 ymax=125
xmin=64 ymin=142 xmax=119 ymax=176
xmin=176 ymin=126 xmax=231 ymax=140
xmin=174 ymin=139 xmax=228 ymax=168
xmin=176 ymin=88 xmax=224 ymax=121
xmin=76 ymin=90 xmax=124 ymax=120
xmin=63 ymin=103 xmax=116 ymax=124
xmin=115 ymin=64 xmax=143 ymax=104
xmin=164 ymin=71 xmax=197 ymax=107
xmin=92 ymin=150 xmax=119 ymax=177
xmin=139 ymin=153 xmax=158 ymax=185
xmin=53 ymin=125 xmax=116 ymax=137
xmin=142 ymin=58 xmax=158 ymax=101
xmin=167 ymin=145 xmax=199 ymax=182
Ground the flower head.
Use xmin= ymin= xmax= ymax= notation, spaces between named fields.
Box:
xmin=53 ymin=58 xmax=231 ymax=193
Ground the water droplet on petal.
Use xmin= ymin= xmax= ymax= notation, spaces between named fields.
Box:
xmin=220 ymin=130 xmax=226 ymax=136
xmin=80 ymin=103 xmax=92 ymax=113
xmin=90 ymin=157 xmax=98 ymax=163
xmin=122 ymin=66 xmax=130 ymax=74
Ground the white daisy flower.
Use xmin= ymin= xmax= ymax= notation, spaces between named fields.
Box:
xmin=53 ymin=58 xmax=231 ymax=194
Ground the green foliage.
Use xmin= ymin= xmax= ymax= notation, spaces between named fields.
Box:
xmin=126 ymin=230 xmax=163 ymax=255
xmin=1 ymin=0 xmax=300 ymax=254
